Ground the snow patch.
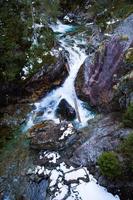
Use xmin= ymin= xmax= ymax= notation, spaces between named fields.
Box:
xmin=59 ymin=123 xmax=74 ymax=140
xmin=43 ymin=151 xmax=61 ymax=163
xmin=65 ymin=168 xmax=89 ymax=182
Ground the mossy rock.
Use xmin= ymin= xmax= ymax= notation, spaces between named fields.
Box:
xmin=125 ymin=48 xmax=133 ymax=64
xmin=123 ymin=103 xmax=133 ymax=128
xmin=98 ymin=151 xmax=122 ymax=179
xmin=119 ymin=132 xmax=133 ymax=174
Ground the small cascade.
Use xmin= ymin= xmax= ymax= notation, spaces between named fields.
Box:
xmin=25 ymin=21 xmax=94 ymax=131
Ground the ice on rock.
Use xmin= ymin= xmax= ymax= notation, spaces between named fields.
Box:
xmin=67 ymin=181 xmax=120 ymax=200
xmin=44 ymin=169 xmax=51 ymax=176
xmin=60 ymin=126 xmax=65 ymax=131
xmin=43 ymin=151 xmax=60 ymax=163
xmin=49 ymin=169 xmax=60 ymax=188
xmin=35 ymin=165 xmax=41 ymax=174
xmin=38 ymin=166 xmax=44 ymax=175
xmin=59 ymin=162 xmax=74 ymax=173
xmin=47 ymin=162 xmax=120 ymax=200
xmin=53 ymin=185 xmax=69 ymax=200
xmin=106 ymin=19 xmax=119 ymax=25
xmin=65 ymin=168 xmax=89 ymax=182
xmin=30 ymin=159 xmax=120 ymax=200
xmin=59 ymin=124 xmax=74 ymax=140
xmin=39 ymin=155 xmax=43 ymax=159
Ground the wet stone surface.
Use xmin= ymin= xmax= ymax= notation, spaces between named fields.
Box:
xmin=56 ymin=99 xmax=76 ymax=121
xmin=28 ymin=120 xmax=79 ymax=151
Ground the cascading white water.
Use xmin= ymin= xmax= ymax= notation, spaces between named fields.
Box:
xmin=24 ymin=21 xmax=120 ymax=200
xmin=25 ymin=20 xmax=94 ymax=130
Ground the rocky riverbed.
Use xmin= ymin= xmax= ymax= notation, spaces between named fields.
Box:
xmin=0 ymin=1 xmax=133 ymax=200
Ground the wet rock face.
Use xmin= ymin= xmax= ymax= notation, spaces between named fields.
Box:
xmin=29 ymin=120 xmax=78 ymax=150
xmin=25 ymin=50 xmax=68 ymax=101
xmin=56 ymin=99 xmax=76 ymax=121
xmin=1 ymin=177 xmax=48 ymax=200
xmin=75 ymin=14 xmax=133 ymax=112
xmin=76 ymin=38 xmax=126 ymax=111
xmin=113 ymin=14 xmax=133 ymax=48
xmin=22 ymin=180 xmax=48 ymax=200
xmin=71 ymin=114 xmax=131 ymax=167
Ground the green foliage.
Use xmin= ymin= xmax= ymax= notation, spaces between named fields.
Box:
xmin=92 ymin=0 xmax=133 ymax=32
xmin=120 ymin=132 xmax=133 ymax=174
xmin=125 ymin=48 xmax=133 ymax=65
xmin=113 ymin=3 xmax=133 ymax=19
xmin=0 ymin=0 xmax=31 ymax=81
xmin=123 ymin=104 xmax=133 ymax=128
xmin=43 ymin=0 xmax=60 ymax=21
xmin=98 ymin=152 xmax=122 ymax=179
xmin=93 ymin=0 xmax=133 ymax=17
xmin=0 ymin=0 xmax=59 ymax=82
xmin=60 ymin=0 xmax=83 ymax=11
xmin=25 ymin=26 xmax=55 ymax=76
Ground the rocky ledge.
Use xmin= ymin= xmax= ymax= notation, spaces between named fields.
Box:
xmin=71 ymin=113 xmax=131 ymax=167
xmin=28 ymin=120 xmax=79 ymax=152
xmin=25 ymin=49 xmax=69 ymax=102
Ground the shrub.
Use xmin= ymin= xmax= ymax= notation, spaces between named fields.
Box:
xmin=123 ymin=103 xmax=133 ymax=128
xmin=120 ymin=132 xmax=133 ymax=174
xmin=98 ymin=152 xmax=122 ymax=179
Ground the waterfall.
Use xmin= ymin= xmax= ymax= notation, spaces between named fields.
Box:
xmin=25 ymin=20 xmax=94 ymax=130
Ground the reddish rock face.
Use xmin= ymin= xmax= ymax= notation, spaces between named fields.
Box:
xmin=76 ymin=38 xmax=125 ymax=111
xmin=75 ymin=14 xmax=133 ymax=112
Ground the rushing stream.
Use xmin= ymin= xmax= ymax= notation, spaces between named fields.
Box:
xmin=23 ymin=21 xmax=120 ymax=200
xmin=1 ymin=21 xmax=120 ymax=200
xmin=25 ymin=20 xmax=94 ymax=131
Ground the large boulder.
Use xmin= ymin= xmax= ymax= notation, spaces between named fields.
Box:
xmin=70 ymin=113 xmax=132 ymax=167
xmin=56 ymin=99 xmax=76 ymax=121
xmin=28 ymin=120 xmax=78 ymax=150
xmin=25 ymin=50 xmax=68 ymax=101
xmin=75 ymin=14 xmax=133 ymax=112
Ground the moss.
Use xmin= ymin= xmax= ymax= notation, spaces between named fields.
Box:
xmin=119 ymin=132 xmax=133 ymax=174
xmin=113 ymin=2 xmax=133 ymax=19
xmin=123 ymin=103 xmax=133 ymax=128
xmin=125 ymin=48 xmax=133 ymax=64
xmin=98 ymin=152 xmax=122 ymax=179
xmin=0 ymin=1 xmax=58 ymax=83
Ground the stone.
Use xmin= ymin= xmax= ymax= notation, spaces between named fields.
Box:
xmin=75 ymin=14 xmax=133 ymax=112
xmin=71 ymin=113 xmax=132 ymax=167
xmin=75 ymin=38 xmax=126 ymax=111
xmin=113 ymin=14 xmax=133 ymax=49
xmin=22 ymin=180 xmax=48 ymax=200
xmin=25 ymin=50 xmax=68 ymax=101
xmin=56 ymin=99 xmax=76 ymax=121
xmin=29 ymin=120 xmax=78 ymax=150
